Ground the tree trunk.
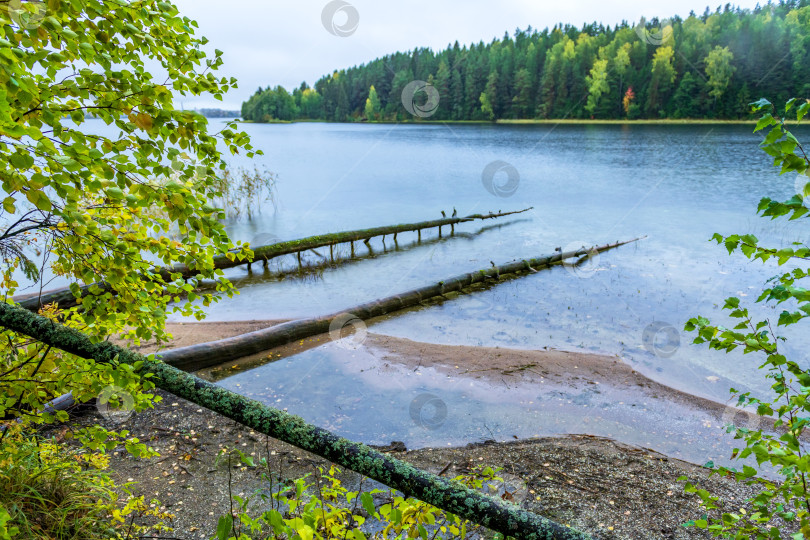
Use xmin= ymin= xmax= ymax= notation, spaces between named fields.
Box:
xmin=160 ymin=238 xmax=642 ymax=371
xmin=15 ymin=208 xmax=533 ymax=312
xmin=0 ymin=303 xmax=591 ymax=540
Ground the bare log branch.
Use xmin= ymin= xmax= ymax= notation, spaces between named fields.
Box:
xmin=14 ymin=208 xmax=533 ymax=312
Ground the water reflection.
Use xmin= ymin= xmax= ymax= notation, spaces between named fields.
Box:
xmin=205 ymin=340 xmax=760 ymax=470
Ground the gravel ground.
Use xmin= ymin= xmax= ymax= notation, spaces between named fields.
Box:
xmin=54 ymin=320 xmax=790 ymax=539
xmin=51 ymin=388 xmax=784 ymax=540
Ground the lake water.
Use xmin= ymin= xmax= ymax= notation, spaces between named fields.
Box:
xmin=25 ymin=119 xmax=809 ymax=459
xmin=193 ymin=121 xmax=807 ymax=402
xmin=201 ymin=339 xmax=764 ymax=468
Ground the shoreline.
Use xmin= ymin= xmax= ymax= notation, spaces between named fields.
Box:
xmin=157 ymin=320 xmax=761 ymax=463
xmin=179 ymin=321 xmax=765 ymax=469
xmin=89 ymin=319 xmax=784 ymax=538
xmin=237 ymin=118 xmax=760 ymax=126
xmin=160 ymin=319 xmax=733 ymax=420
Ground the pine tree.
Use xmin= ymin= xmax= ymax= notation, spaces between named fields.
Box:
xmin=243 ymin=5 xmax=810 ymax=121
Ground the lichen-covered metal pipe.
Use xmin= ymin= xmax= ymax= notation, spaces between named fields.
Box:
xmin=0 ymin=302 xmax=591 ymax=540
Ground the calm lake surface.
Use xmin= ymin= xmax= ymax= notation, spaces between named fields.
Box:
xmin=197 ymin=122 xmax=807 ymax=397
xmin=36 ymin=120 xmax=809 ymax=459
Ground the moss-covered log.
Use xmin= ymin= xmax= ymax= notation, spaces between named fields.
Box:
xmin=0 ymin=303 xmax=591 ymax=540
xmin=234 ymin=208 xmax=532 ymax=268
xmin=15 ymin=208 xmax=532 ymax=312
xmin=201 ymin=219 xmax=528 ymax=287
xmin=161 ymin=238 xmax=642 ymax=371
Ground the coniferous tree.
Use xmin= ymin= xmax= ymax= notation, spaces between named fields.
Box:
xmin=241 ymin=3 xmax=810 ymax=122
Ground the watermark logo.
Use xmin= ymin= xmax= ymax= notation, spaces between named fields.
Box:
xmin=481 ymin=160 xmax=520 ymax=198
xmin=721 ymin=402 xmax=762 ymax=434
xmin=409 ymin=393 xmax=447 ymax=430
xmin=321 ymin=0 xmax=359 ymax=37
xmin=401 ymin=81 xmax=440 ymax=118
xmin=634 ymin=17 xmax=673 ymax=46
xmin=795 ymin=172 xmax=809 ymax=208
xmin=642 ymin=321 xmax=680 ymax=358
xmin=96 ymin=385 xmax=135 ymax=424
xmin=5 ymin=0 xmax=47 ymax=31
xmin=560 ymin=241 xmax=600 ymax=279
xmin=328 ymin=312 xmax=368 ymax=349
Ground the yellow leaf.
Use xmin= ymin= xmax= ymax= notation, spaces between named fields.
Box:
xmin=296 ymin=525 xmax=314 ymax=540
xmin=135 ymin=113 xmax=153 ymax=131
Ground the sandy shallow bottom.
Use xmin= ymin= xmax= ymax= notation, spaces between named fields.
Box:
xmin=84 ymin=319 xmax=784 ymax=539
xmin=175 ymin=321 xmax=758 ymax=467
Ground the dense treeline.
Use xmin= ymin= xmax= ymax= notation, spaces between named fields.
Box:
xmin=242 ymin=2 xmax=810 ymax=122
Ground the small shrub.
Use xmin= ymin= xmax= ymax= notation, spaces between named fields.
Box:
xmin=682 ymin=98 xmax=810 ymax=538
xmin=0 ymin=435 xmax=172 ymax=540
xmin=213 ymin=448 xmax=515 ymax=540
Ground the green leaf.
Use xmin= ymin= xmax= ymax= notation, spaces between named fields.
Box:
xmin=750 ymin=98 xmax=771 ymax=111
xmin=3 ymin=197 xmax=16 ymax=214
xmin=754 ymin=113 xmax=775 ymax=132
xmin=237 ymin=450 xmax=254 ymax=467
xmin=797 ymin=101 xmax=810 ymax=122
xmin=296 ymin=524 xmax=314 ymax=540
xmin=25 ymin=190 xmax=51 ymax=211
xmin=762 ymin=125 xmax=784 ymax=145
xmin=215 ymin=514 xmax=232 ymax=540
xmin=361 ymin=492 xmax=376 ymax=517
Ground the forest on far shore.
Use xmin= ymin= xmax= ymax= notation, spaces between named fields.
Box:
xmin=241 ymin=1 xmax=810 ymax=123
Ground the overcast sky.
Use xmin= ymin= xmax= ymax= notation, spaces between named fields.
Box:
xmin=173 ymin=0 xmax=763 ymax=110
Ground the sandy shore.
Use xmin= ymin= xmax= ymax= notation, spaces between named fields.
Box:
xmin=163 ymin=320 xmax=733 ymax=427
xmin=77 ymin=319 xmax=782 ymax=539
xmin=366 ymin=333 xmax=733 ymax=421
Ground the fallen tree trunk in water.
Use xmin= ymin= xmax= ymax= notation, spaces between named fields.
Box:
xmin=0 ymin=303 xmax=591 ymax=540
xmin=17 ymin=236 xmax=637 ymax=428
xmin=15 ymin=208 xmax=532 ymax=312
xmin=160 ymin=238 xmax=642 ymax=371
xmin=223 ymin=219 xmax=529 ymax=284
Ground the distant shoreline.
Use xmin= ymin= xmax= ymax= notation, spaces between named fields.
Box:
xmin=496 ymin=118 xmax=758 ymax=125
xmin=237 ymin=118 xmax=762 ymax=126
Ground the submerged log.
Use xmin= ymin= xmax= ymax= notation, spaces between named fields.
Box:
xmin=160 ymin=238 xmax=642 ymax=371
xmin=15 ymin=208 xmax=533 ymax=312
xmin=0 ymin=303 xmax=591 ymax=540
